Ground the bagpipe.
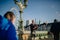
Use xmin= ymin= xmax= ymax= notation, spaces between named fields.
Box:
xmin=25 ymin=24 xmax=38 ymax=30
xmin=33 ymin=24 xmax=38 ymax=30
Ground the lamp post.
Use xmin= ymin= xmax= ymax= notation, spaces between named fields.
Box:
xmin=14 ymin=0 xmax=28 ymax=31
xmin=14 ymin=0 xmax=28 ymax=40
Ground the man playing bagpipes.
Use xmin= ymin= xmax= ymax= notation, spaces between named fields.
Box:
xmin=25 ymin=20 xmax=38 ymax=40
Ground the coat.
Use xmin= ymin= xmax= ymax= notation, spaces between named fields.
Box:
xmin=0 ymin=15 xmax=17 ymax=40
xmin=50 ymin=22 xmax=60 ymax=34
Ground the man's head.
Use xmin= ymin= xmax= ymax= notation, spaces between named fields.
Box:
xmin=54 ymin=19 xmax=58 ymax=23
xmin=4 ymin=11 xmax=15 ymax=24
xmin=32 ymin=20 xmax=35 ymax=24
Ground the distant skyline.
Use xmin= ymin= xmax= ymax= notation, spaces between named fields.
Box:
xmin=0 ymin=0 xmax=60 ymax=24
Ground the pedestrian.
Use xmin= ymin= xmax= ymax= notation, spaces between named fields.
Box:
xmin=0 ymin=11 xmax=18 ymax=40
xmin=25 ymin=20 xmax=38 ymax=40
xmin=50 ymin=19 xmax=60 ymax=40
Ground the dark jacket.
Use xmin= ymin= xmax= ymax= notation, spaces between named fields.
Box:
xmin=0 ymin=15 xmax=17 ymax=40
xmin=50 ymin=22 xmax=60 ymax=33
xmin=25 ymin=24 xmax=38 ymax=31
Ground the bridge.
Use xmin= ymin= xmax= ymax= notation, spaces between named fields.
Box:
xmin=21 ymin=31 xmax=53 ymax=40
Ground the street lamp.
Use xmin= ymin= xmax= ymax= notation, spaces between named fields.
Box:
xmin=14 ymin=0 xmax=28 ymax=32
xmin=14 ymin=0 xmax=28 ymax=40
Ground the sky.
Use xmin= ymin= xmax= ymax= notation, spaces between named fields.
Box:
xmin=0 ymin=0 xmax=60 ymax=25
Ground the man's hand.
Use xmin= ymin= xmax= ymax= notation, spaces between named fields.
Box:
xmin=48 ymin=32 xmax=53 ymax=35
xmin=33 ymin=25 xmax=38 ymax=30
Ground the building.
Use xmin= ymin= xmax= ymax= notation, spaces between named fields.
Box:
xmin=26 ymin=20 xmax=32 ymax=26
